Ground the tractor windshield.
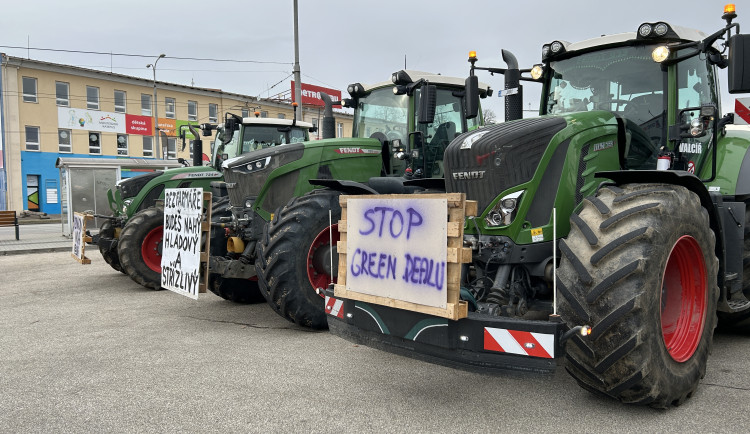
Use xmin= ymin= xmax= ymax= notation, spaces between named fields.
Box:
xmin=352 ymin=88 xmax=409 ymax=142
xmin=211 ymin=125 xmax=240 ymax=171
xmin=240 ymin=125 xmax=307 ymax=153
xmin=546 ymin=44 xmax=666 ymax=142
xmin=414 ymin=86 xmax=475 ymax=177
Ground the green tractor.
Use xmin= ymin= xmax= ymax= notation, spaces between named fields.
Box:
xmin=97 ymin=116 xmax=315 ymax=291
xmin=210 ymin=71 xmax=489 ymax=327
xmin=324 ymin=6 xmax=750 ymax=408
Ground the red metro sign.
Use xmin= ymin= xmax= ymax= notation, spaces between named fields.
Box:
xmin=291 ymin=81 xmax=341 ymax=107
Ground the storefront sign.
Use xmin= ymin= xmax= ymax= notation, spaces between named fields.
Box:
xmin=291 ymin=81 xmax=341 ymax=107
xmin=126 ymin=114 xmax=153 ymax=136
xmin=58 ymin=107 xmax=125 ymax=132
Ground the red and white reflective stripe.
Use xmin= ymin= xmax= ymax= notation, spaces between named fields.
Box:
xmin=325 ymin=295 xmax=344 ymax=319
xmin=483 ymin=327 xmax=554 ymax=359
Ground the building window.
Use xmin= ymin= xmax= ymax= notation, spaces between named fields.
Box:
xmin=260 ymin=110 xmax=268 ymax=118
xmin=117 ymin=134 xmax=128 ymax=156
xmin=25 ymin=126 xmax=40 ymax=151
xmin=141 ymin=94 xmax=152 ymax=116
xmin=241 ymin=108 xmax=249 ymax=118
xmin=143 ymin=136 xmax=153 ymax=157
xmin=165 ymin=97 xmax=176 ymax=119
xmin=114 ymin=90 xmax=126 ymax=113
xmin=167 ymin=137 xmax=176 ymax=158
xmin=22 ymin=77 xmax=37 ymax=103
xmin=87 ymin=86 xmax=100 ymax=110
xmin=188 ymin=100 xmax=197 ymax=121
xmin=89 ymin=132 xmax=101 ymax=154
xmin=278 ymin=113 xmax=286 ymax=119
xmin=58 ymin=129 xmax=72 ymax=153
xmin=208 ymin=103 xmax=218 ymax=122
xmin=337 ymin=122 xmax=344 ymax=138
xmin=56 ymin=82 xmax=69 ymax=106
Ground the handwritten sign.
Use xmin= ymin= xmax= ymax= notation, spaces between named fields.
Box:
xmin=71 ymin=212 xmax=92 ymax=264
xmin=161 ymin=188 xmax=204 ymax=299
xmin=346 ymin=197 xmax=448 ymax=309
xmin=72 ymin=213 xmax=85 ymax=260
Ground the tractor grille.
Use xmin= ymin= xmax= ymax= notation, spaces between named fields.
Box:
xmin=444 ymin=117 xmax=567 ymax=213
xmin=223 ymin=144 xmax=305 ymax=209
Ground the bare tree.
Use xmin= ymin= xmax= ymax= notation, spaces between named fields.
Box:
xmin=483 ymin=108 xmax=497 ymax=124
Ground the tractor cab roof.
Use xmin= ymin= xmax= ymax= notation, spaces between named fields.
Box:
xmin=362 ymin=70 xmax=491 ymax=93
xmin=544 ymin=23 xmax=709 ymax=61
xmin=240 ymin=117 xmax=315 ymax=130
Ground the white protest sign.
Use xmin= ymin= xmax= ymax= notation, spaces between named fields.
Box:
xmin=161 ymin=188 xmax=204 ymax=299
xmin=346 ymin=197 xmax=448 ymax=309
xmin=71 ymin=213 xmax=85 ymax=260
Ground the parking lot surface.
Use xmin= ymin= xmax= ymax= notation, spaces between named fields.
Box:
xmin=2 ymin=252 xmax=750 ymax=432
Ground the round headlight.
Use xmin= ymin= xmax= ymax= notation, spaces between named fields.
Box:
xmin=245 ymin=199 xmax=253 ymax=208
xmin=542 ymin=45 xmax=550 ymax=59
xmin=347 ymin=85 xmax=355 ymax=94
xmin=392 ymin=86 xmax=399 ymax=94
xmin=652 ymin=46 xmax=670 ymax=63
xmin=391 ymin=74 xmax=398 ymax=84
xmin=530 ymin=65 xmax=543 ymax=80
xmin=690 ymin=118 xmax=704 ymax=137
xmin=639 ymin=23 xmax=653 ymax=37
xmin=550 ymin=41 xmax=563 ymax=53
xmin=654 ymin=22 xmax=668 ymax=36
xmin=501 ymin=198 xmax=517 ymax=210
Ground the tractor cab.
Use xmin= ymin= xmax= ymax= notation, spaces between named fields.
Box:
xmin=531 ymin=8 xmax=750 ymax=176
xmin=345 ymin=70 xmax=489 ymax=179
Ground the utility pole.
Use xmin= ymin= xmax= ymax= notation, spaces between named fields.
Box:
xmin=147 ymin=54 xmax=166 ymax=159
xmin=293 ymin=0 xmax=302 ymax=122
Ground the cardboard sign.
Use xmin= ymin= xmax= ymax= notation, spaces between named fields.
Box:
xmin=346 ymin=197 xmax=448 ymax=309
xmin=161 ymin=188 xmax=204 ymax=299
xmin=71 ymin=212 xmax=92 ymax=264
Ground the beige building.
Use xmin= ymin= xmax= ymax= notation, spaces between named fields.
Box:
xmin=0 ymin=54 xmax=353 ymax=214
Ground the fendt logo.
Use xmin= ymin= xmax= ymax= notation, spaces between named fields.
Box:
xmin=452 ymin=171 xmax=486 ymax=180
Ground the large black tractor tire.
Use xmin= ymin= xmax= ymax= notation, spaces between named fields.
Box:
xmin=557 ymin=184 xmax=718 ymax=408
xmin=256 ymin=189 xmax=341 ymax=329
xmin=98 ymin=219 xmax=125 ymax=274
xmin=717 ymin=203 xmax=750 ymax=332
xmin=207 ymin=196 xmax=264 ymax=304
xmin=118 ymin=207 xmax=165 ymax=290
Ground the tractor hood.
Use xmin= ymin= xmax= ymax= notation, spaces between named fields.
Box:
xmin=445 ymin=111 xmax=624 ymax=227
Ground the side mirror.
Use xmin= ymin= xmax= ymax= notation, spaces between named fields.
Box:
xmin=418 ymin=84 xmax=437 ymax=124
xmin=222 ymin=117 xmax=238 ymax=144
xmin=465 ymin=75 xmax=479 ymax=119
xmin=729 ymin=34 xmax=750 ymax=93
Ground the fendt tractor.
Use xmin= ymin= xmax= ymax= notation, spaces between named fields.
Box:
xmin=96 ymin=116 xmax=315 ymax=293
xmin=210 ymin=71 xmax=489 ymax=327
xmin=324 ymin=5 xmax=750 ymax=408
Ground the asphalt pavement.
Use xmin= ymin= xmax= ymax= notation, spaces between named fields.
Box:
xmin=1 ymin=252 xmax=750 ymax=432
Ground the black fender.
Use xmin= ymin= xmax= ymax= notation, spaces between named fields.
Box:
xmin=309 ymin=179 xmax=378 ymax=195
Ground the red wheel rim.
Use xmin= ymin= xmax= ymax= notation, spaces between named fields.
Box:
xmin=660 ymin=235 xmax=707 ymax=362
xmin=141 ymin=225 xmax=163 ymax=273
xmin=307 ymin=224 xmax=339 ymax=297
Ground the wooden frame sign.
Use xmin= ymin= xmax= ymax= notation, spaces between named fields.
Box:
xmin=71 ymin=212 xmax=93 ymax=264
xmin=334 ymin=193 xmax=475 ymax=320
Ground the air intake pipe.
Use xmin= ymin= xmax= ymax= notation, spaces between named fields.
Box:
xmin=502 ymin=49 xmax=523 ymax=122
xmin=320 ymin=92 xmax=337 ymax=139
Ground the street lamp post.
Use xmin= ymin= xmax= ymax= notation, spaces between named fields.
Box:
xmin=147 ymin=54 xmax=166 ymax=159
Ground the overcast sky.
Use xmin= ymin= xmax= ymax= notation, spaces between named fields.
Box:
xmin=1 ymin=0 xmax=742 ymax=118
